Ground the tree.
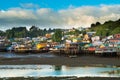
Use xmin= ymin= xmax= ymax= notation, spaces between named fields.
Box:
xmin=91 ymin=23 xmax=96 ymax=27
xmin=6 ymin=29 xmax=14 ymax=38
xmin=5 ymin=27 xmax=28 ymax=38
xmin=29 ymin=26 xmax=40 ymax=37
xmin=74 ymin=29 xmax=80 ymax=36
xmin=95 ymin=22 xmax=101 ymax=26
xmin=0 ymin=30 xmax=5 ymax=36
xmin=48 ymin=28 xmax=52 ymax=33
xmin=29 ymin=25 xmax=38 ymax=31
xmin=52 ymin=29 xmax=62 ymax=42
xmin=91 ymin=22 xmax=101 ymax=28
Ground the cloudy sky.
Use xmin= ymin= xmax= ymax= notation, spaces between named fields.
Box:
xmin=0 ymin=0 xmax=120 ymax=30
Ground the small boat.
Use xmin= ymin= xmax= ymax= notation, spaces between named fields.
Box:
xmin=69 ymin=55 xmax=77 ymax=58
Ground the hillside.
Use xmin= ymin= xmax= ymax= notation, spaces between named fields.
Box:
xmin=90 ymin=19 xmax=120 ymax=36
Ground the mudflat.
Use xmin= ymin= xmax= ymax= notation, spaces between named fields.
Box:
xmin=0 ymin=53 xmax=119 ymax=66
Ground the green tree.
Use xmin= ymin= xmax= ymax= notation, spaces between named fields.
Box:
xmin=52 ymin=29 xmax=62 ymax=42
xmin=5 ymin=27 xmax=28 ymax=38
xmin=29 ymin=25 xmax=38 ymax=31
xmin=29 ymin=26 xmax=41 ymax=37
xmin=6 ymin=29 xmax=14 ymax=38
xmin=91 ymin=23 xmax=96 ymax=27
xmin=95 ymin=22 xmax=101 ymax=26
xmin=74 ymin=29 xmax=80 ymax=36
xmin=90 ymin=19 xmax=120 ymax=36
xmin=0 ymin=30 xmax=5 ymax=36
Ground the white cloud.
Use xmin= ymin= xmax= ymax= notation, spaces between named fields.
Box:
xmin=0 ymin=4 xmax=120 ymax=30
xmin=20 ymin=3 xmax=40 ymax=9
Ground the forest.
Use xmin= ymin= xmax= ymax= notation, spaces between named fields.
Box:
xmin=90 ymin=19 xmax=120 ymax=36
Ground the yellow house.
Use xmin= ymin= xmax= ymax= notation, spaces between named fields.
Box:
xmin=36 ymin=43 xmax=47 ymax=50
xmin=83 ymin=34 xmax=89 ymax=40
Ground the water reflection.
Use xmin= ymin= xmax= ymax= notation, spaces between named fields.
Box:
xmin=0 ymin=65 xmax=120 ymax=78
xmin=54 ymin=65 xmax=62 ymax=71
xmin=102 ymin=70 xmax=120 ymax=75
xmin=53 ymin=65 xmax=62 ymax=75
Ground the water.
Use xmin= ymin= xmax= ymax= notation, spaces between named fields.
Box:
xmin=0 ymin=52 xmax=56 ymax=58
xmin=0 ymin=65 xmax=120 ymax=78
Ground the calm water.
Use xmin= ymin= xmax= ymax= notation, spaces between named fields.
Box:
xmin=0 ymin=65 xmax=120 ymax=78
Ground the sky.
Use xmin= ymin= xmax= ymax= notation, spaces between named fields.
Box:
xmin=0 ymin=0 xmax=120 ymax=30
